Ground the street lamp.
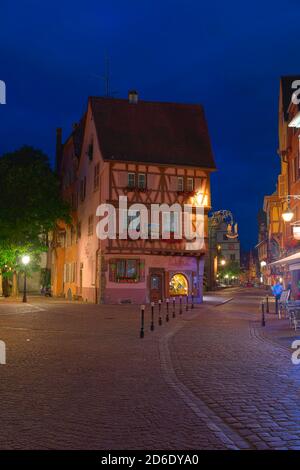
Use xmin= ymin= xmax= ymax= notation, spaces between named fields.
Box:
xmin=281 ymin=195 xmax=300 ymax=222
xmin=21 ymin=255 xmax=30 ymax=303
xmin=220 ymin=259 xmax=226 ymax=266
xmin=282 ymin=206 xmax=294 ymax=222
xmin=260 ymin=260 xmax=267 ymax=268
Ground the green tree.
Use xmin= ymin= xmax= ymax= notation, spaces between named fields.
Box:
xmin=219 ymin=261 xmax=241 ymax=281
xmin=0 ymin=146 xmax=70 ymax=295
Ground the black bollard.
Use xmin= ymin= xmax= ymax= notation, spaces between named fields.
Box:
xmin=150 ymin=302 xmax=154 ymax=331
xmin=172 ymin=297 xmax=176 ymax=318
xmin=179 ymin=295 xmax=182 ymax=314
xmin=261 ymin=301 xmax=266 ymax=327
xmin=186 ymin=294 xmax=189 ymax=312
xmin=266 ymin=295 xmax=269 ymax=313
xmin=191 ymin=292 xmax=194 ymax=309
xmin=158 ymin=300 xmax=162 ymax=325
xmin=166 ymin=298 xmax=169 ymax=322
xmin=140 ymin=304 xmax=145 ymax=338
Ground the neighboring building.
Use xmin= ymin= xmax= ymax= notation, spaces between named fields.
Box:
xmin=206 ymin=210 xmax=240 ymax=289
xmin=51 ymin=122 xmax=85 ymax=300
xmin=52 ymin=92 xmax=216 ymax=303
xmin=259 ymin=76 xmax=300 ymax=297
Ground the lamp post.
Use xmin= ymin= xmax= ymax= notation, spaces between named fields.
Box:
xmin=21 ymin=255 xmax=30 ymax=303
xmin=260 ymin=260 xmax=267 ymax=286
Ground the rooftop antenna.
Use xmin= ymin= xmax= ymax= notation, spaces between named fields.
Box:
xmin=90 ymin=54 xmax=117 ymax=97
xmin=102 ymin=54 xmax=111 ymax=97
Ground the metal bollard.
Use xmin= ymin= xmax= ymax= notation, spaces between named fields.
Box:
xmin=166 ymin=298 xmax=169 ymax=322
xmin=191 ymin=292 xmax=194 ymax=309
xmin=266 ymin=295 xmax=269 ymax=313
xmin=186 ymin=294 xmax=189 ymax=312
xmin=275 ymin=296 xmax=279 ymax=316
xmin=140 ymin=305 xmax=145 ymax=338
xmin=179 ymin=295 xmax=182 ymax=314
xmin=150 ymin=302 xmax=155 ymax=331
xmin=158 ymin=299 xmax=162 ymax=325
xmin=172 ymin=297 xmax=176 ymax=318
xmin=261 ymin=301 xmax=266 ymax=327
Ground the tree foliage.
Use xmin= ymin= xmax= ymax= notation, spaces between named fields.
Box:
xmin=0 ymin=146 xmax=70 ymax=278
xmin=219 ymin=261 xmax=241 ymax=278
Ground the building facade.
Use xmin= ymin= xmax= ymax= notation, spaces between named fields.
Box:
xmin=51 ymin=92 xmax=216 ymax=304
xmin=258 ymin=76 xmax=300 ymax=297
xmin=206 ymin=210 xmax=240 ymax=289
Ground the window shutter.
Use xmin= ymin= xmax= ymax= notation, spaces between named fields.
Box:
xmin=139 ymin=259 xmax=145 ymax=282
xmin=109 ymin=258 xmax=117 ymax=282
xmin=278 ymin=175 xmax=285 ymax=197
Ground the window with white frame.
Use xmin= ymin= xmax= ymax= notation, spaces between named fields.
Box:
xmin=187 ymin=177 xmax=194 ymax=192
xmin=128 ymin=172 xmax=135 ymax=188
xmin=137 ymin=173 xmax=146 ymax=189
xmin=177 ymin=176 xmax=184 ymax=192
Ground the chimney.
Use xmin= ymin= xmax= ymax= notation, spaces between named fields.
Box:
xmin=128 ymin=90 xmax=138 ymax=104
xmin=55 ymin=128 xmax=62 ymax=173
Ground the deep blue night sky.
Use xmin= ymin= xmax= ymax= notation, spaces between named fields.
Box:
xmin=1 ymin=0 xmax=300 ymax=249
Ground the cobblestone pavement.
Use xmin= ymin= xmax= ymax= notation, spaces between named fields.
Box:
xmin=0 ymin=289 xmax=299 ymax=449
xmin=171 ymin=290 xmax=300 ymax=450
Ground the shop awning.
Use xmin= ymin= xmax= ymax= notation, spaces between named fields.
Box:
xmin=269 ymin=252 xmax=300 ymax=266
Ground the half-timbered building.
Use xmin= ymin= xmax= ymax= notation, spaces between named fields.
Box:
xmin=53 ymin=91 xmax=216 ymax=303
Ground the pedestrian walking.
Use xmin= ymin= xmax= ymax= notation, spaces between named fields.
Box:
xmin=272 ymin=280 xmax=283 ymax=315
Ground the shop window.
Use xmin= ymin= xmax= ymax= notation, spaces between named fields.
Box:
xmin=169 ymin=273 xmax=188 ymax=296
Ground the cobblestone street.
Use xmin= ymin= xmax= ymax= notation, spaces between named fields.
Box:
xmin=0 ymin=288 xmax=299 ymax=450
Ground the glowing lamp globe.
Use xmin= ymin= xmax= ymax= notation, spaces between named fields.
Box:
xmin=282 ymin=210 xmax=294 ymax=222
xmin=22 ymin=255 xmax=30 ymax=266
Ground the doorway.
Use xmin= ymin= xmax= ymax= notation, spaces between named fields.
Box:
xmin=149 ymin=269 xmax=164 ymax=302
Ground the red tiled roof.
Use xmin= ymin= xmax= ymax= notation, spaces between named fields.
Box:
xmin=89 ymin=97 xmax=216 ymax=169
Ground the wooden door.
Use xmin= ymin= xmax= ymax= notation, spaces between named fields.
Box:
xmin=150 ymin=271 xmax=164 ymax=302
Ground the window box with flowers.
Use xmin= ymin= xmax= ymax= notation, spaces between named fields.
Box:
xmin=109 ymin=259 xmax=145 ymax=283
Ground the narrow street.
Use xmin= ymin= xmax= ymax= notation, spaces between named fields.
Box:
xmin=0 ymin=288 xmax=299 ymax=450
